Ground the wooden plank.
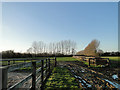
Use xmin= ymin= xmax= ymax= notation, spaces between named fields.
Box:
xmin=7 ymin=62 xmax=32 ymax=72
xmin=0 ymin=58 xmax=42 ymax=61
xmin=36 ymin=64 xmax=46 ymax=75
xmin=43 ymin=70 xmax=47 ymax=81
xmin=36 ymin=75 xmax=41 ymax=83
xmin=36 ymin=67 xmax=41 ymax=75
xmin=8 ymin=73 xmax=32 ymax=90
xmin=36 ymin=60 xmax=41 ymax=63
xmin=44 ymin=63 xmax=47 ymax=68
xmin=43 ymin=69 xmax=47 ymax=76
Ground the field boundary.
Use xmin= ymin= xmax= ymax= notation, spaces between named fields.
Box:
xmin=1 ymin=57 xmax=57 ymax=90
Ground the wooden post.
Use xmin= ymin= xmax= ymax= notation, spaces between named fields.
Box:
xmin=13 ymin=60 xmax=15 ymax=64
xmin=32 ymin=62 xmax=36 ymax=90
xmin=88 ymin=58 xmax=90 ymax=67
xmin=8 ymin=61 xmax=10 ymax=65
xmin=55 ymin=57 xmax=57 ymax=67
xmin=1 ymin=66 xmax=8 ymax=89
xmin=41 ymin=60 xmax=44 ymax=89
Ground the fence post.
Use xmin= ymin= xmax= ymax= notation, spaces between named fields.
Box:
xmin=54 ymin=57 xmax=57 ymax=67
xmin=13 ymin=60 xmax=15 ymax=64
xmin=32 ymin=62 xmax=36 ymax=90
xmin=8 ymin=61 xmax=10 ymax=65
xmin=1 ymin=66 xmax=8 ymax=89
xmin=41 ymin=60 xmax=44 ymax=89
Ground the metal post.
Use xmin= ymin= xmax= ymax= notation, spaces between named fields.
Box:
xmin=32 ymin=62 xmax=36 ymax=90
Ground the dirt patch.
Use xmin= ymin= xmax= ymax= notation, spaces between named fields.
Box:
xmin=8 ymin=71 xmax=32 ymax=88
xmin=7 ymin=60 xmax=120 ymax=89
xmin=57 ymin=61 xmax=120 ymax=89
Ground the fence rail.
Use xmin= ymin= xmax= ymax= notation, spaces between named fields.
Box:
xmin=0 ymin=57 xmax=57 ymax=90
xmin=0 ymin=58 xmax=45 ymax=65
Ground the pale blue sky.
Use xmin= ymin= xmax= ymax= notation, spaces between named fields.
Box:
xmin=1 ymin=2 xmax=118 ymax=52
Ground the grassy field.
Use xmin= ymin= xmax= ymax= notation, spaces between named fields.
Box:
xmin=44 ymin=67 xmax=79 ymax=89
xmin=102 ymin=56 xmax=120 ymax=61
xmin=56 ymin=57 xmax=78 ymax=61
xmin=56 ymin=56 xmax=120 ymax=68
xmin=102 ymin=56 xmax=120 ymax=68
xmin=1 ymin=56 xmax=119 ymax=67
xmin=79 ymin=56 xmax=120 ymax=68
xmin=56 ymin=56 xmax=120 ymax=62
xmin=44 ymin=56 xmax=120 ymax=89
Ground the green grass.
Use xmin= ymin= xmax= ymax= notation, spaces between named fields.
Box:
xmin=56 ymin=57 xmax=78 ymax=62
xmin=101 ymin=56 xmax=120 ymax=68
xmin=56 ymin=56 xmax=120 ymax=62
xmin=102 ymin=56 xmax=120 ymax=61
xmin=44 ymin=67 xmax=79 ymax=89
xmin=79 ymin=56 xmax=120 ymax=68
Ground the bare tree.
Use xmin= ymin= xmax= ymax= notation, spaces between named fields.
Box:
xmin=97 ymin=49 xmax=104 ymax=56
xmin=28 ymin=40 xmax=77 ymax=55
xmin=38 ymin=41 xmax=46 ymax=54
xmin=27 ymin=47 xmax=33 ymax=54
xmin=32 ymin=41 xmax=39 ymax=54
xmin=71 ymin=40 xmax=77 ymax=55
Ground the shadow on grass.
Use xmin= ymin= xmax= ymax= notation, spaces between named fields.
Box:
xmin=44 ymin=66 xmax=79 ymax=89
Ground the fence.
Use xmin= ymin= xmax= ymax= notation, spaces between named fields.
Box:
xmin=73 ymin=56 xmax=110 ymax=67
xmin=85 ymin=58 xmax=110 ymax=67
xmin=0 ymin=58 xmax=44 ymax=66
xmin=0 ymin=57 xmax=57 ymax=90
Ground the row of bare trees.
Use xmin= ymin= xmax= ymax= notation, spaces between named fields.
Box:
xmin=27 ymin=40 xmax=77 ymax=55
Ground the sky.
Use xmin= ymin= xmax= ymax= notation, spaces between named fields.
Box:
xmin=1 ymin=2 xmax=118 ymax=53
